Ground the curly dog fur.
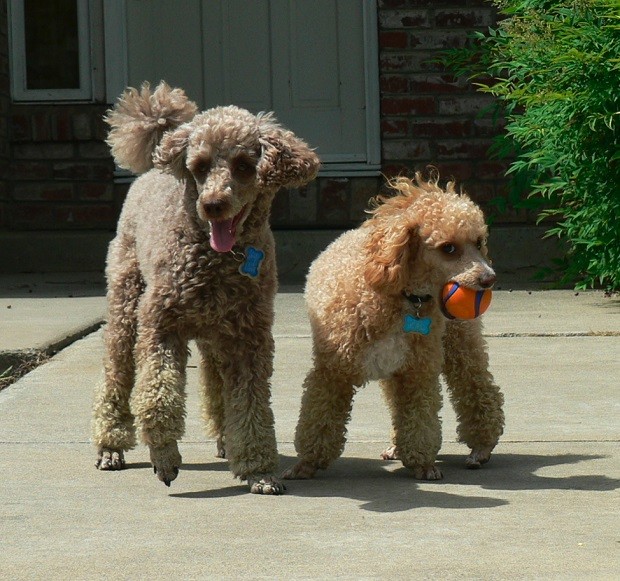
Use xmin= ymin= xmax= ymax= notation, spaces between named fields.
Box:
xmin=92 ymin=81 xmax=319 ymax=494
xmin=283 ymin=174 xmax=504 ymax=482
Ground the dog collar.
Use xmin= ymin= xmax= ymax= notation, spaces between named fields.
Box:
xmin=402 ymin=292 xmax=433 ymax=307
xmin=402 ymin=292 xmax=433 ymax=336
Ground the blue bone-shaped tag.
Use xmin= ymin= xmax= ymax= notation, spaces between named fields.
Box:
xmin=403 ymin=314 xmax=432 ymax=335
xmin=239 ymin=246 xmax=265 ymax=278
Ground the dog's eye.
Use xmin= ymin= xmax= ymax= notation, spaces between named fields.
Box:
xmin=441 ymin=243 xmax=457 ymax=255
xmin=233 ymin=156 xmax=257 ymax=182
xmin=193 ymin=160 xmax=211 ymax=176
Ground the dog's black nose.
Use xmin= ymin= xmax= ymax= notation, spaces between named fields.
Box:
xmin=203 ymin=200 xmax=226 ymax=218
xmin=479 ymin=272 xmax=496 ymax=289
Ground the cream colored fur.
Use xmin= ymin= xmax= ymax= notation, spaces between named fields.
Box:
xmin=283 ymin=174 xmax=504 ymax=482
xmin=92 ymin=81 xmax=319 ymax=494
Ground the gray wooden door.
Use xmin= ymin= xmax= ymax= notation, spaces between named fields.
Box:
xmin=119 ymin=0 xmax=379 ymax=172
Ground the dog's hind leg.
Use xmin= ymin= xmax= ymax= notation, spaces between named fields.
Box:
xmin=93 ymin=242 xmax=142 ymax=470
xmin=196 ymin=339 xmax=226 ymax=459
xmin=381 ymin=361 xmax=444 ymax=480
xmin=442 ymin=319 xmax=505 ymax=468
xmin=282 ymin=366 xmax=356 ymax=480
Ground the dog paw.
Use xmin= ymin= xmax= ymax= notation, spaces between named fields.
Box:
xmin=380 ymin=445 xmax=398 ymax=460
xmin=281 ymin=460 xmax=317 ymax=480
xmin=466 ymin=446 xmax=493 ymax=469
xmin=215 ymin=436 xmax=226 ymax=459
xmin=96 ymin=448 xmax=125 ymax=470
xmin=247 ymin=475 xmax=286 ymax=495
xmin=411 ymin=464 xmax=443 ymax=480
xmin=149 ymin=442 xmax=182 ymax=487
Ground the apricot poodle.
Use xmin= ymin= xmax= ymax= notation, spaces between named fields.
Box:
xmin=283 ymin=174 xmax=504 ymax=482
xmin=92 ymin=81 xmax=319 ymax=494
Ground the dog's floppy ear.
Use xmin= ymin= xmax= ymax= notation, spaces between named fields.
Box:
xmin=363 ymin=218 xmax=419 ymax=293
xmin=153 ymin=123 xmax=193 ymax=180
xmin=257 ymin=114 xmax=320 ymax=189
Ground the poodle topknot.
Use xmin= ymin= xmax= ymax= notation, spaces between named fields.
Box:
xmin=93 ymin=81 xmax=320 ymax=495
xmin=105 ymin=81 xmax=198 ymax=175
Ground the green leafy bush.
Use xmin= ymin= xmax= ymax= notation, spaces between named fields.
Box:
xmin=443 ymin=0 xmax=620 ymax=290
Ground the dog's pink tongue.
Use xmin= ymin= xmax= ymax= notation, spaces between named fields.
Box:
xmin=209 ymin=219 xmax=235 ymax=253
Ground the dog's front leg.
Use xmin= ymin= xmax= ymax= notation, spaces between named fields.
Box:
xmin=132 ymin=329 xmax=188 ymax=486
xmin=442 ymin=319 xmax=505 ymax=468
xmin=93 ymin=320 xmax=138 ymax=471
xmin=218 ymin=337 xmax=283 ymax=495
xmin=381 ymin=360 xmax=444 ymax=480
xmin=93 ymin=251 xmax=143 ymax=471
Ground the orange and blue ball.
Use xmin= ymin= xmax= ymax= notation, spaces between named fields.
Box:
xmin=441 ymin=281 xmax=492 ymax=320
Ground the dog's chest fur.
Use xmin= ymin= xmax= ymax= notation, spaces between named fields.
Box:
xmin=363 ymin=330 xmax=410 ymax=380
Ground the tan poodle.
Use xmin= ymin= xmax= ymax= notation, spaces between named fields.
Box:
xmin=283 ymin=174 xmax=504 ymax=482
xmin=92 ymin=82 xmax=319 ymax=494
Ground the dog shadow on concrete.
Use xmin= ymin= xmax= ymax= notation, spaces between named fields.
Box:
xmin=281 ymin=451 xmax=619 ymax=512
xmin=166 ymin=450 xmax=619 ymax=512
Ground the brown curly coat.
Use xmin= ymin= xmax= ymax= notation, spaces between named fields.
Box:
xmin=92 ymin=82 xmax=319 ymax=494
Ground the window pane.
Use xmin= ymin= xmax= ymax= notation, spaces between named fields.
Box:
xmin=24 ymin=0 xmax=80 ymax=90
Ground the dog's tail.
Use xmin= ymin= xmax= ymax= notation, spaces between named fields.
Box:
xmin=105 ymin=81 xmax=198 ymax=174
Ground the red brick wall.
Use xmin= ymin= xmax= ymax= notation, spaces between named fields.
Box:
xmin=378 ymin=0 xmax=511 ymax=217
xmin=271 ymin=176 xmax=383 ymax=229
xmin=273 ymin=0 xmax=517 ymax=229
xmin=2 ymin=1 xmax=519 ymax=233
xmin=7 ymin=105 xmax=117 ymax=229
